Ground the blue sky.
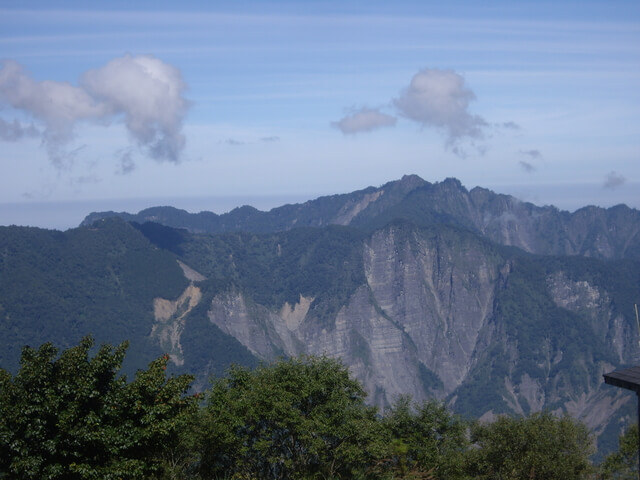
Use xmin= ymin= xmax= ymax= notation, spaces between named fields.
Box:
xmin=1 ymin=0 xmax=639 ymax=229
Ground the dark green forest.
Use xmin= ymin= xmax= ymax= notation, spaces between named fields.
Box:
xmin=0 ymin=219 xmax=257 ymax=379
xmin=1 ymin=338 xmax=636 ymax=480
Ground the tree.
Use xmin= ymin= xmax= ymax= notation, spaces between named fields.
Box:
xmin=197 ymin=355 xmax=383 ymax=480
xmin=600 ymin=424 xmax=638 ymax=479
xmin=0 ymin=337 xmax=197 ymax=479
xmin=380 ymin=396 xmax=468 ymax=479
xmin=466 ymin=411 xmax=594 ymax=480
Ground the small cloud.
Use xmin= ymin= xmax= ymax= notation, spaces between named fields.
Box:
xmin=501 ymin=121 xmax=521 ymax=130
xmin=519 ymin=160 xmax=536 ymax=173
xmin=260 ymin=136 xmax=280 ymax=142
xmin=393 ymin=68 xmax=488 ymax=150
xmin=519 ymin=149 xmax=542 ymax=159
xmin=116 ymin=149 xmax=136 ymax=175
xmin=603 ymin=171 xmax=626 ymax=189
xmin=67 ymin=173 xmax=102 ymax=193
xmin=224 ymin=138 xmax=246 ymax=146
xmin=0 ymin=117 xmax=40 ymax=141
xmin=332 ymin=107 xmax=397 ymax=135
xmin=50 ymin=144 xmax=88 ymax=171
xmin=72 ymin=175 xmax=101 ymax=185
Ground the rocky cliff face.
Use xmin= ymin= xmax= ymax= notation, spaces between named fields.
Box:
xmin=206 ymin=225 xmax=498 ymax=403
xmin=372 ymin=177 xmax=640 ymax=260
xmin=463 ymin=187 xmax=640 ymax=259
xmin=199 ymin=223 xmax=636 ymax=441
xmin=362 ymin=226 xmax=500 ymax=396
xmin=197 ymin=221 xmax=639 ymax=450
xmin=547 ymin=271 xmax=629 ymax=362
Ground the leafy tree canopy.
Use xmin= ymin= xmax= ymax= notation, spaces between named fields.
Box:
xmin=197 ymin=355 xmax=383 ymax=480
xmin=0 ymin=336 xmax=197 ymax=480
xmin=381 ymin=395 xmax=469 ymax=479
xmin=467 ymin=411 xmax=594 ymax=480
xmin=1 ymin=337 xmax=629 ymax=480
xmin=600 ymin=424 xmax=638 ymax=480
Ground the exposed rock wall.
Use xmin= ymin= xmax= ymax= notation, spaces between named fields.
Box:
xmin=151 ymin=260 xmax=206 ymax=366
xmin=152 ymin=284 xmax=202 ymax=366
xmin=548 ymin=271 xmax=630 ymax=362
xmin=205 ymin=225 xmax=637 ymax=441
xmin=363 ymin=226 xmax=500 ymax=394
xmin=207 ymin=225 xmax=502 ymax=407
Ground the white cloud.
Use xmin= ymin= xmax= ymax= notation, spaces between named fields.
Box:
xmin=393 ymin=68 xmax=487 ymax=149
xmin=0 ymin=55 xmax=189 ymax=167
xmin=519 ymin=149 xmax=542 ymax=159
xmin=0 ymin=60 xmax=108 ymax=167
xmin=603 ymin=171 xmax=626 ymax=189
xmin=81 ymin=54 xmax=188 ymax=162
xmin=0 ymin=61 xmax=106 ymax=125
xmin=332 ymin=107 xmax=397 ymax=134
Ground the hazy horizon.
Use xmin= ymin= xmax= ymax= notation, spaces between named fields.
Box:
xmin=2 ymin=177 xmax=638 ymax=231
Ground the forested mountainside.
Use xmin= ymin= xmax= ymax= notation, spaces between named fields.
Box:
xmin=83 ymin=175 xmax=640 ymax=259
xmin=3 ymin=175 xmax=640 ymax=454
xmin=0 ymin=219 xmax=256 ymax=378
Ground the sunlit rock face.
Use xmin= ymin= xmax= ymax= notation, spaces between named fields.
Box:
xmin=204 ymin=220 xmax=636 ymax=449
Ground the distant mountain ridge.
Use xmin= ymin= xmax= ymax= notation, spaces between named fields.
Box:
xmin=82 ymin=175 xmax=640 ymax=259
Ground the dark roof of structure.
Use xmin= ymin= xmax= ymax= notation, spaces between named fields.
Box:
xmin=604 ymin=366 xmax=640 ymax=393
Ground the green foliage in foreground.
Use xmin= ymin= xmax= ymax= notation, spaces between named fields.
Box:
xmin=1 ymin=338 xmax=638 ymax=480
xmin=600 ymin=425 xmax=639 ymax=480
xmin=0 ymin=337 xmax=198 ymax=479
xmin=467 ymin=412 xmax=594 ymax=480
xmin=381 ymin=395 xmax=468 ymax=479
xmin=197 ymin=356 xmax=383 ymax=480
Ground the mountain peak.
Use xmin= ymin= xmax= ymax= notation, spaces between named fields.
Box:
xmin=398 ymin=174 xmax=426 ymax=186
xmin=440 ymin=177 xmax=465 ymax=190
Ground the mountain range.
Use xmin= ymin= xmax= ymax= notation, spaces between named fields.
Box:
xmin=3 ymin=175 xmax=640 ymax=455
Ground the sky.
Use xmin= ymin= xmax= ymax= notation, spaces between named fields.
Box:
xmin=0 ymin=0 xmax=639 ymax=230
